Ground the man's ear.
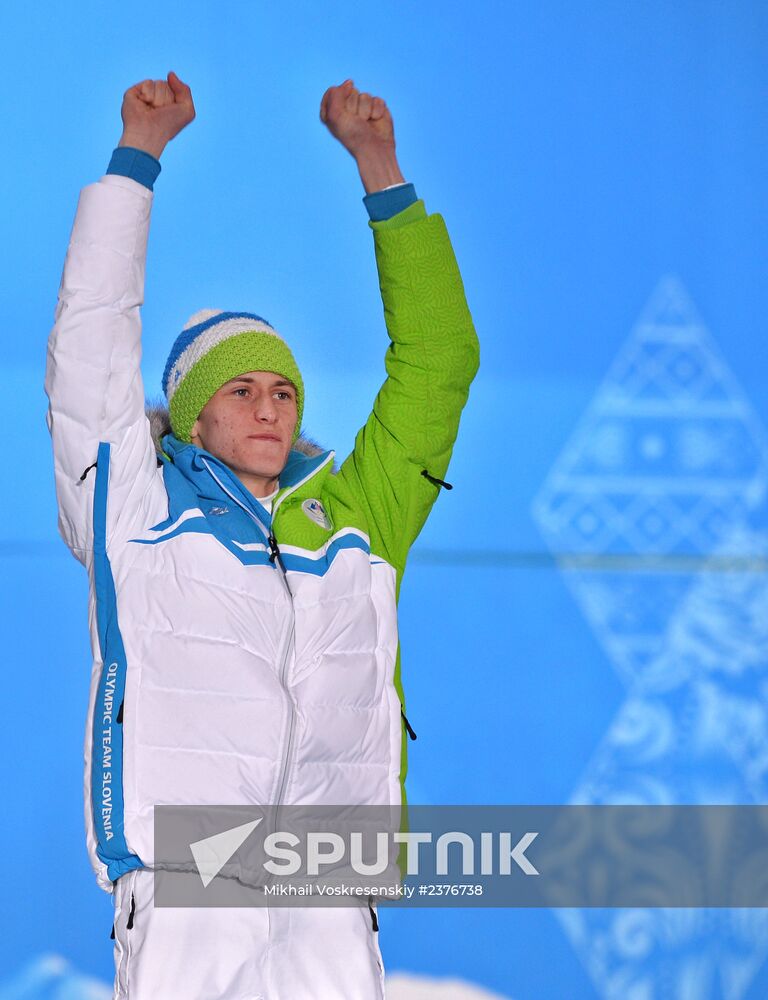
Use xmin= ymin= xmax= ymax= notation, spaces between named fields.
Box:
xmin=190 ymin=417 xmax=200 ymax=443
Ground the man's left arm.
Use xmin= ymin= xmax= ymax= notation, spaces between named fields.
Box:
xmin=321 ymin=81 xmax=480 ymax=573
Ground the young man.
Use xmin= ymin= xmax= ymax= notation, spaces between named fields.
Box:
xmin=45 ymin=72 xmax=479 ymax=999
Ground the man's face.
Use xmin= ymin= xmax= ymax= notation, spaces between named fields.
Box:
xmin=190 ymin=371 xmax=298 ymax=490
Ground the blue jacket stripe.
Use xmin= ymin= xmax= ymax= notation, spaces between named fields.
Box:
xmin=281 ymin=532 xmax=371 ymax=575
xmin=92 ymin=442 xmax=144 ymax=881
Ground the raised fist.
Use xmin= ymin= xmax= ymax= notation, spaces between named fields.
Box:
xmin=119 ymin=71 xmax=195 ymax=160
xmin=319 ymin=80 xmax=395 ymax=160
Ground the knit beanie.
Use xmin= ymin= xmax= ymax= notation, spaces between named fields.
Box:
xmin=162 ymin=310 xmax=304 ymax=444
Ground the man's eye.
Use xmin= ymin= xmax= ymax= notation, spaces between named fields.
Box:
xmin=233 ymin=388 xmax=249 ymax=397
xmin=276 ymin=391 xmax=292 ymax=400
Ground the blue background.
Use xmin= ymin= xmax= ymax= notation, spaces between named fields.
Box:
xmin=3 ymin=1 xmax=768 ymax=997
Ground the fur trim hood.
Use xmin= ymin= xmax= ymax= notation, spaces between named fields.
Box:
xmin=145 ymin=398 xmax=328 ymax=460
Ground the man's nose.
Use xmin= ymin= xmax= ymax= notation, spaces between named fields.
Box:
xmin=253 ymin=395 xmax=278 ymax=422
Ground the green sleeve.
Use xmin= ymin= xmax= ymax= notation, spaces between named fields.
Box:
xmin=333 ymin=199 xmax=480 ymax=576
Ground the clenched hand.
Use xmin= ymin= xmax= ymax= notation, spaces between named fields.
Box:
xmin=320 ymin=79 xmax=394 ymax=157
xmin=320 ymin=79 xmax=405 ymax=194
xmin=118 ymin=71 xmax=196 ymax=160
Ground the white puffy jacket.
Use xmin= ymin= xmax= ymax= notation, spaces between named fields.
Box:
xmin=44 ymin=172 xmax=479 ymax=896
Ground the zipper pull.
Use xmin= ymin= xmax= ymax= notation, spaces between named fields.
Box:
xmin=401 ymin=707 xmax=417 ymax=741
xmin=267 ymin=533 xmax=281 ymax=565
xmin=268 ymin=533 xmax=288 ymax=574
xmin=367 ymin=896 xmax=379 ymax=932
xmin=126 ymin=891 xmax=136 ymax=930
xmin=421 ymin=469 xmax=453 ymax=490
xmin=116 ymin=701 xmax=124 ymax=724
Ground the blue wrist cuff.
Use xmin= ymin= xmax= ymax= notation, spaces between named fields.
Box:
xmin=363 ymin=182 xmax=418 ymax=221
xmin=106 ymin=146 xmax=162 ymax=191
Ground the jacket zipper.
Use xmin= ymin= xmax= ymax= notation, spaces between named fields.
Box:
xmin=267 ymin=532 xmax=296 ymax=828
xmin=200 ymin=463 xmax=297 ymax=830
xmin=200 ymin=458 xmax=335 ymax=858
xmin=263 ymin=454 xmax=336 ymax=827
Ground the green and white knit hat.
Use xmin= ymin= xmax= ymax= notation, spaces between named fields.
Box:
xmin=162 ymin=309 xmax=304 ymax=444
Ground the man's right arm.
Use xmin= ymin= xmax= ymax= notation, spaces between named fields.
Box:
xmin=43 ymin=73 xmax=195 ymax=564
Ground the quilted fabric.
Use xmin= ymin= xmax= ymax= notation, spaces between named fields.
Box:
xmin=44 ymin=173 xmax=479 ymax=896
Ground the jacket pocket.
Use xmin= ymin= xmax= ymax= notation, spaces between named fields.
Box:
xmin=112 ymin=870 xmax=138 ymax=998
xmin=366 ymin=896 xmax=386 ymax=994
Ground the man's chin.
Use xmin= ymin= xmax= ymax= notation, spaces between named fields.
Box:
xmin=245 ymin=437 xmax=286 ymax=451
xmin=238 ymin=460 xmax=285 ymax=477
xmin=235 ymin=444 xmax=289 ymax=478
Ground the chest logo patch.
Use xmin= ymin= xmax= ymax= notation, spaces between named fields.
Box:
xmin=302 ymin=498 xmax=332 ymax=530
